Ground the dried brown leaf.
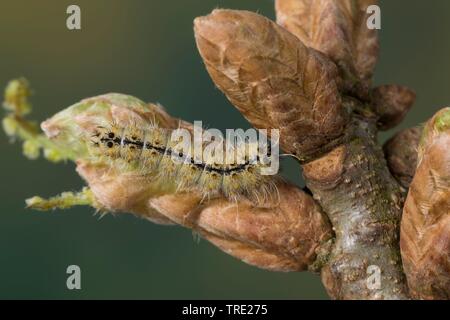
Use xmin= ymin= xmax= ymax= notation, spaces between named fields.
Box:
xmin=77 ymin=161 xmax=333 ymax=272
xmin=372 ymin=85 xmax=416 ymax=130
xmin=275 ymin=0 xmax=379 ymax=94
xmin=401 ymin=108 xmax=450 ymax=299
xmin=194 ymin=9 xmax=347 ymax=160
xmin=383 ymin=127 xmax=421 ymax=188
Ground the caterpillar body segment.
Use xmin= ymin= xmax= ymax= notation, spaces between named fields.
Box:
xmin=88 ymin=122 xmax=280 ymax=203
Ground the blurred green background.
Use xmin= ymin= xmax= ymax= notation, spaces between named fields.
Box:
xmin=0 ymin=0 xmax=449 ymax=299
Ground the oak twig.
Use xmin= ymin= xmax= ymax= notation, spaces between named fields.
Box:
xmin=3 ymin=1 xmax=449 ymax=300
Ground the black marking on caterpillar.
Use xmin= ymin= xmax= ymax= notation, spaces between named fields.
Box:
xmin=88 ymin=123 xmax=280 ymax=203
xmin=99 ymin=135 xmax=262 ymax=175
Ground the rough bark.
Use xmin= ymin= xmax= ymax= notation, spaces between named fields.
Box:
xmin=303 ymin=114 xmax=409 ymax=299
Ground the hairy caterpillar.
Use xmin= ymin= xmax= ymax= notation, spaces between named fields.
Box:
xmin=87 ymin=121 xmax=280 ymax=203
